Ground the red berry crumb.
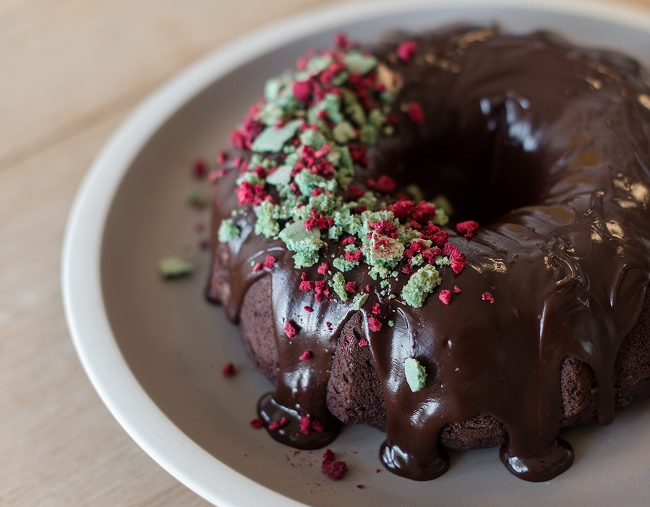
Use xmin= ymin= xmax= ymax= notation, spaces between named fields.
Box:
xmin=456 ymin=220 xmax=479 ymax=239
xmin=373 ymin=175 xmax=396 ymax=193
xmin=284 ymin=321 xmax=298 ymax=338
xmin=292 ymin=80 xmax=312 ymax=104
xmin=397 ymin=40 xmax=418 ymax=62
xmin=321 ymin=449 xmax=348 ymax=480
xmin=299 ymin=350 xmax=312 ymax=361
xmin=322 ymin=459 xmax=347 ymax=480
xmin=345 ymin=282 xmax=357 ymax=294
xmin=269 ymin=417 xmax=289 ymax=431
xmin=482 ymin=291 xmax=495 ymax=304
xmin=299 ymin=415 xmax=311 ymax=435
xmin=193 ymin=159 xmax=208 ymax=178
xmin=451 ymin=258 xmax=466 ymax=275
xmin=334 ymin=32 xmax=351 ymax=50
xmin=250 ymin=417 xmax=264 ymax=429
xmin=438 ymin=289 xmax=452 ymax=306
xmin=454 ymin=285 xmax=462 ymax=294
xmin=317 ymin=262 xmax=329 ymax=275
xmin=222 ymin=362 xmax=236 ymax=377
xmin=263 ymin=255 xmax=276 ymax=268
xmin=368 ymin=317 xmax=382 ymax=332
xmin=407 ymin=101 xmax=425 ymax=123
xmin=347 ymin=186 xmax=365 ymax=199
xmin=356 ymin=484 xmax=365 ymax=489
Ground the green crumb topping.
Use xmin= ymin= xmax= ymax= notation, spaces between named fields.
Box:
xmin=221 ymin=38 xmax=472 ymax=303
xmin=388 ymin=320 xmax=395 ymax=327
xmin=187 ymin=190 xmax=208 ymax=208
xmin=236 ymin=171 xmax=264 ymax=186
xmin=266 ymin=165 xmax=293 ymax=187
xmin=299 ymin=128 xmax=326 ymax=148
xmin=333 ymin=121 xmax=357 ymax=143
xmin=254 ymin=201 xmax=280 ymax=237
xmin=432 ymin=194 xmax=454 ymax=218
xmin=364 ymin=234 xmax=405 ymax=279
xmin=343 ymin=50 xmax=378 ymax=75
xmin=278 ymin=221 xmax=324 ymax=268
xmin=401 ymin=265 xmax=442 ymax=308
xmin=357 ymin=192 xmax=377 ymax=210
xmin=404 ymin=184 xmax=424 ymax=203
xmin=352 ymin=293 xmax=369 ymax=310
xmin=331 ymin=272 xmax=348 ymax=301
xmin=251 ymin=119 xmax=302 ymax=152
xmin=159 ymin=257 xmax=194 ymax=279
xmin=435 ymin=255 xmax=451 ymax=268
xmin=257 ymin=102 xmax=284 ymax=125
xmin=294 ymin=170 xmax=335 ymax=197
xmin=432 ymin=207 xmax=449 ymax=226
xmin=332 ymin=254 xmax=359 ymax=272
xmin=410 ymin=254 xmax=424 ymax=268
xmin=218 ymin=219 xmax=240 ymax=242
xmin=404 ymin=357 xmax=427 ymax=392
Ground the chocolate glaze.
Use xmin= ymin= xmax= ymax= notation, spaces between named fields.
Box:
xmin=207 ymin=27 xmax=650 ymax=481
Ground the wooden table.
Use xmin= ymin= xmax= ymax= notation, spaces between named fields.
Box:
xmin=1 ymin=1 xmax=648 ymax=505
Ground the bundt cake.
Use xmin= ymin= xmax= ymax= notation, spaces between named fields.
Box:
xmin=207 ymin=25 xmax=650 ymax=481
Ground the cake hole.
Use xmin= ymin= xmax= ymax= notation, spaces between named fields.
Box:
xmin=380 ymin=95 xmax=548 ymax=225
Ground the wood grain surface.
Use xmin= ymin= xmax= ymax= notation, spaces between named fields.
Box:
xmin=1 ymin=1 xmax=648 ymax=506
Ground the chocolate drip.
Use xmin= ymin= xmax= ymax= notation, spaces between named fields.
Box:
xmin=257 ymin=265 xmax=354 ymax=449
xmin=208 ymin=27 xmax=650 ymax=481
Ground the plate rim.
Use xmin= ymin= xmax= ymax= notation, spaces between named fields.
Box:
xmin=61 ymin=1 xmax=650 ymax=506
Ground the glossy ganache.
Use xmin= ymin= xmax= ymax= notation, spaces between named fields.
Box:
xmin=207 ymin=26 xmax=650 ymax=481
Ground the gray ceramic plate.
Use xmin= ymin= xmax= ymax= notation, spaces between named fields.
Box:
xmin=62 ymin=1 xmax=650 ymax=506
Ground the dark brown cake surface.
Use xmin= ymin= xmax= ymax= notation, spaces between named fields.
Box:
xmin=207 ymin=26 xmax=650 ymax=481
xmin=225 ymin=252 xmax=650 ymax=450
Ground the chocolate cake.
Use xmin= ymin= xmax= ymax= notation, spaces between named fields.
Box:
xmin=207 ymin=26 xmax=650 ymax=481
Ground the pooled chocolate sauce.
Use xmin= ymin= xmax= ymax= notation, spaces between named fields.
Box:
xmin=207 ymin=26 xmax=650 ymax=481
